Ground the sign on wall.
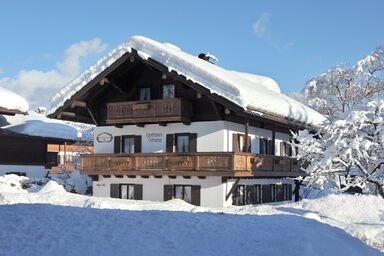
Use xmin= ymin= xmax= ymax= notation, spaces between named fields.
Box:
xmin=146 ymin=133 xmax=163 ymax=143
xmin=96 ymin=132 xmax=113 ymax=143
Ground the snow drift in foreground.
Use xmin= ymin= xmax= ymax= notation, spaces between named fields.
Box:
xmin=0 ymin=176 xmax=382 ymax=255
xmin=0 ymin=86 xmax=29 ymax=113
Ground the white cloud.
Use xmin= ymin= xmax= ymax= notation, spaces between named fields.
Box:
xmin=0 ymin=39 xmax=107 ymax=109
xmin=252 ymin=13 xmax=270 ymax=37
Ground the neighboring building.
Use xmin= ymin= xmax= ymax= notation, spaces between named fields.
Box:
xmin=0 ymin=87 xmax=93 ymax=178
xmin=47 ymin=36 xmax=325 ymax=207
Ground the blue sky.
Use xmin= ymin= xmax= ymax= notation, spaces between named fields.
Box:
xmin=0 ymin=0 xmax=383 ymax=108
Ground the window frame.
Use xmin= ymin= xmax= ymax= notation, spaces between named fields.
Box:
xmin=122 ymin=135 xmax=136 ymax=153
xmin=162 ymin=84 xmax=176 ymax=99
xmin=139 ymin=87 xmax=151 ymax=101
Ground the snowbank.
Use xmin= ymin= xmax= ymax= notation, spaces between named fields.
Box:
xmin=0 ymin=175 xmax=383 ymax=253
xmin=0 ymin=86 xmax=29 ymax=113
xmin=48 ymin=36 xmax=326 ymax=127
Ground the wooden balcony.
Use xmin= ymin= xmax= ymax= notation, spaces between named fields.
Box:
xmin=106 ymin=98 xmax=193 ymax=125
xmin=81 ymin=152 xmax=305 ymax=177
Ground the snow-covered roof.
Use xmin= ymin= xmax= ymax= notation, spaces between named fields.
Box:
xmin=1 ymin=111 xmax=93 ymax=142
xmin=48 ymin=35 xmax=326 ymax=127
xmin=0 ymin=86 xmax=29 ymax=114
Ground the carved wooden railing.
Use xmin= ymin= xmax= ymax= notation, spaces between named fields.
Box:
xmin=106 ymin=98 xmax=193 ymax=124
xmin=81 ymin=152 xmax=303 ymax=177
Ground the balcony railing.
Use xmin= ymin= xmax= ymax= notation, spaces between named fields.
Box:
xmin=106 ymin=98 xmax=193 ymax=125
xmin=81 ymin=152 xmax=304 ymax=177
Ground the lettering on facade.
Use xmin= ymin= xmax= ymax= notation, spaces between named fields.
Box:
xmin=146 ymin=132 xmax=163 ymax=143
xmin=96 ymin=132 xmax=113 ymax=143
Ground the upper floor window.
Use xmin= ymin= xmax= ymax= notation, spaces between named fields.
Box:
xmin=176 ymin=135 xmax=189 ymax=152
xmin=233 ymin=133 xmax=251 ymax=153
xmin=123 ymin=136 xmax=135 ymax=153
xmin=163 ymin=84 xmax=175 ymax=99
xmin=260 ymin=137 xmax=273 ymax=155
xmin=114 ymin=135 xmax=142 ymax=153
xmin=166 ymin=133 xmax=197 ymax=153
xmin=139 ymin=87 xmax=151 ymax=101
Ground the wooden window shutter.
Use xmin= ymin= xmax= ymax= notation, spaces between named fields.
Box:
xmin=191 ymin=185 xmax=201 ymax=206
xmin=134 ymin=136 xmax=142 ymax=153
xmin=114 ymin=136 xmax=121 ymax=153
xmin=261 ymin=184 xmax=271 ymax=203
xmin=134 ymin=184 xmax=143 ymax=200
xmin=163 ymin=185 xmax=173 ymax=201
xmin=189 ymin=133 xmax=197 ymax=153
xmin=232 ymin=133 xmax=239 ymax=152
xmin=259 ymin=138 xmax=264 ymax=154
xmin=110 ymin=184 xmax=119 ymax=198
xmin=166 ymin=134 xmax=174 ymax=153
xmin=268 ymin=139 xmax=274 ymax=155
xmin=280 ymin=141 xmax=285 ymax=156
xmin=288 ymin=184 xmax=293 ymax=200
xmin=247 ymin=136 xmax=251 ymax=152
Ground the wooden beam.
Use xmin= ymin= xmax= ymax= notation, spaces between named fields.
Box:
xmin=225 ymin=178 xmax=241 ymax=201
xmin=210 ymin=99 xmax=221 ymax=120
xmin=86 ymin=107 xmax=98 ymax=126
xmin=244 ymin=121 xmax=249 ymax=152
xmin=58 ymin=111 xmax=76 ymax=118
xmin=70 ymin=101 xmax=87 ymax=108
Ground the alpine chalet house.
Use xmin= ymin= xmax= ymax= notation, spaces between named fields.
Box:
xmin=48 ymin=36 xmax=325 ymax=207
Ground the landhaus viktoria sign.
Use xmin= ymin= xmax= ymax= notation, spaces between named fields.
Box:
xmin=96 ymin=132 xmax=113 ymax=143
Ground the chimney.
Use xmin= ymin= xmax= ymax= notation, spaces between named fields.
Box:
xmin=198 ymin=53 xmax=218 ymax=64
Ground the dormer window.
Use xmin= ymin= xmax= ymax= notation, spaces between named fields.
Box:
xmin=163 ymin=84 xmax=175 ymax=99
xmin=139 ymin=87 xmax=151 ymax=101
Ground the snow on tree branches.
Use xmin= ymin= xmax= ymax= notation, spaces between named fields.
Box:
xmin=294 ymin=100 xmax=384 ymax=198
xmin=303 ymin=48 xmax=384 ymax=120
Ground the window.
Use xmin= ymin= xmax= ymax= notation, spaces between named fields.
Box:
xmin=232 ymin=185 xmax=245 ymax=206
xmin=176 ymin=135 xmax=189 ymax=152
xmin=162 ymin=84 xmax=175 ymax=99
xmin=120 ymin=184 xmax=135 ymax=199
xmin=114 ymin=135 xmax=142 ymax=153
xmin=139 ymin=87 xmax=151 ymax=100
xmin=123 ymin=136 xmax=135 ymax=153
xmin=166 ymin=133 xmax=197 ymax=153
xmin=232 ymin=134 xmax=251 ymax=152
xmin=163 ymin=185 xmax=200 ymax=206
xmin=174 ymin=185 xmax=192 ymax=203
xmin=110 ymin=183 xmax=143 ymax=200
xmin=260 ymin=137 xmax=273 ymax=155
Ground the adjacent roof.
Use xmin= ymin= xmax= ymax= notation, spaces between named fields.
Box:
xmin=1 ymin=111 xmax=93 ymax=142
xmin=48 ymin=35 xmax=326 ymax=127
xmin=0 ymin=86 xmax=29 ymax=115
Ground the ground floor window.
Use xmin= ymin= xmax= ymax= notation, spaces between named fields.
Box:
xmin=164 ymin=184 xmax=201 ymax=206
xmin=174 ymin=185 xmax=192 ymax=203
xmin=232 ymin=183 xmax=292 ymax=205
xmin=120 ymin=184 xmax=135 ymax=199
xmin=232 ymin=185 xmax=246 ymax=205
xmin=110 ymin=183 xmax=143 ymax=200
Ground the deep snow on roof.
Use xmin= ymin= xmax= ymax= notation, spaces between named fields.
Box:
xmin=1 ymin=111 xmax=93 ymax=141
xmin=0 ymin=86 xmax=29 ymax=113
xmin=48 ymin=36 xmax=326 ymax=127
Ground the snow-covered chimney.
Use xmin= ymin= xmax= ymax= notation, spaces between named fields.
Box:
xmin=198 ymin=53 xmax=218 ymax=64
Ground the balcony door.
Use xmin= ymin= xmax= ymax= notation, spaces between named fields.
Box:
xmin=114 ymin=135 xmax=142 ymax=153
xmin=166 ymin=133 xmax=197 ymax=153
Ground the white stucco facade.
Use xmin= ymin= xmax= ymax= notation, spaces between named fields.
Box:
xmin=94 ymin=120 xmax=290 ymax=155
xmin=91 ymin=120 xmax=295 ymax=207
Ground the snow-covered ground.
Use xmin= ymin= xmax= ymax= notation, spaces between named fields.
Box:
xmin=0 ymin=175 xmax=383 ymax=255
